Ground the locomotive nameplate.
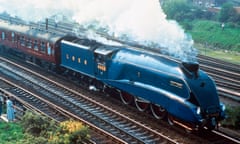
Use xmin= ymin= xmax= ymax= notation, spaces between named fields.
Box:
xmin=170 ymin=81 xmax=183 ymax=89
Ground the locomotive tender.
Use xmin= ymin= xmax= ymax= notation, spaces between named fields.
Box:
xmin=0 ymin=18 xmax=225 ymax=130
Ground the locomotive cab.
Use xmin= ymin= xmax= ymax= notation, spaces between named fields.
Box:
xmin=94 ymin=46 xmax=118 ymax=79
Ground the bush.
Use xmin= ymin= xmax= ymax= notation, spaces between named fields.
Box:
xmin=222 ymin=106 xmax=240 ymax=129
xmin=69 ymin=127 xmax=90 ymax=144
xmin=0 ymin=122 xmax=25 ymax=143
xmin=203 ymin=11 xmax=217 ymax=20
xmin=1 ymin=112 xmax=91 ymax=143
xmin=18 ymin=134 xmax=48 ymax=144
xmin=20 ymin=111 xmax=56 ymax=137
xmin=48 ymin=120 xmax=90 ymax=144
xmin=181 ymin=20 xmax=193 ymax=30
xmin=218 ymin=3 xmax=239 ymax=23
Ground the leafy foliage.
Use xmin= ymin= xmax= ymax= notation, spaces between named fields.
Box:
xmin=20 ymin=111 xmax=56 ymax=137
xmin=0 ymin=122 xmax=24 ymax=144
xmin=222 ymin=106 xmax=240 ymax=129
xmin=162 ymin=0 xmax=192 ymax=21
xmin=48 ymin=120 xmax=90 ymax=144
xmin=162 ymin=0 xmax=240 ymax=24
xmin=218 ymin=3 xmax=240 ymax=23
xmin=18 ymin=134 xmax=48 ymax=144
xmin=0 ymin=109 xmax=90 ymax=143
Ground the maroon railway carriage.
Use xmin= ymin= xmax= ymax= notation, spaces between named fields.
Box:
xmin=0 ymin=20 xmax=63 ymax=67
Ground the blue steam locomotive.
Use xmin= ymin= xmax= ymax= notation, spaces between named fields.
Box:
xmin=0 ymin=19 xmax=225 ymax=131
xmin=60 ymin=36 xmax=225 ymax=131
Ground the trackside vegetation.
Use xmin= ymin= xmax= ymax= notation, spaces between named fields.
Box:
xmin=0 ymin=122 xmax=24 ymax=144
xmin=0 ymin=111 xmax=90 ymax=144
xmin=222 ymin=106 xmax=240 ymax=129
xmin=0 ymin=108 xmax=239 ymax=144
xmin=196 ymin=43 xmax=240 ymax=64
xmin=188 ymin=20 xmax=240 ymax=51
xmin=191 ymin=21 xmax=240 ymax=64
xmin=162 ymin=0 xmax=240 ymax=63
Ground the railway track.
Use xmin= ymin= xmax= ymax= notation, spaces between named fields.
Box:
xmin=0 ymin=78 xmax=70 ymax=122
xmin=0 ymin=78 xmax=122 ymax=144
xmin=0 ymin=56 xmax=177 ymax=144
xmin=1 ymin=56 xmax=240 ymax=144
xmin=0 ymin=12 xmax=240 ymax=143
xmin=198 ymin=54 xmax=240 ymax=74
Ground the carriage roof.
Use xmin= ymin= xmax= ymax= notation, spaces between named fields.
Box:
xmin=0 ymin=20 xmax=63 ymax=43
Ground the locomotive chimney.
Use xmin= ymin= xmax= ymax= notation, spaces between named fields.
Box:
xmin=181 ymin=62 xmax=199 ymax=77
xmin=45 ymin=18 xmax=48 ymax=30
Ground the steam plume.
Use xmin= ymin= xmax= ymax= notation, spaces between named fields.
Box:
xmin=0 ymin=0 xmax=197 ymax=61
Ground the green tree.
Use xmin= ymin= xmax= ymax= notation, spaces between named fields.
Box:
xmin=219 ymin=3 xmax=238 ymax=23
xmin=162 ymin=0 xmax=192 ymax=21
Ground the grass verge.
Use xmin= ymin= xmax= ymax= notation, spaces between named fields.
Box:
xmin=186 ymin=20 xmax=240 ymax=52
xmin=195 ymin=43 xmax=240 ymax=64
xmin=0 ymin=122 xmax=24 ymax=144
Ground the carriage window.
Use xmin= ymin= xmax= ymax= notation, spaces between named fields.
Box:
xmin=47 ymin=43 xmax=51 ymax=55
xmin=11 ymin=32 xmax=15 ymax=42
xmin=51 ymin=48 xmax=55 ymax=56
xmin=27 ymin=38 xmax=32 ymax=48
xmin=34 ymin=40 xmax=38 ymax=51
xmin=78 ymin=58 xmax=81 ymax=63
xmin=20 ymin=36 xmax=25 ymax=46
xmin=2 ymin=32 xmax=5 ymax=40
xmin=40 ymin=41 xmax=46 ymax=53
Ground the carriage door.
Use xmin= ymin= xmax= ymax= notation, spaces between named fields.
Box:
xmin=94 ymin=52 xmax=107 ymax=79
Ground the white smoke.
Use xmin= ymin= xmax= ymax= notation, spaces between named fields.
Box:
xmin=0 ymin=0 xmax=197 ymax=61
